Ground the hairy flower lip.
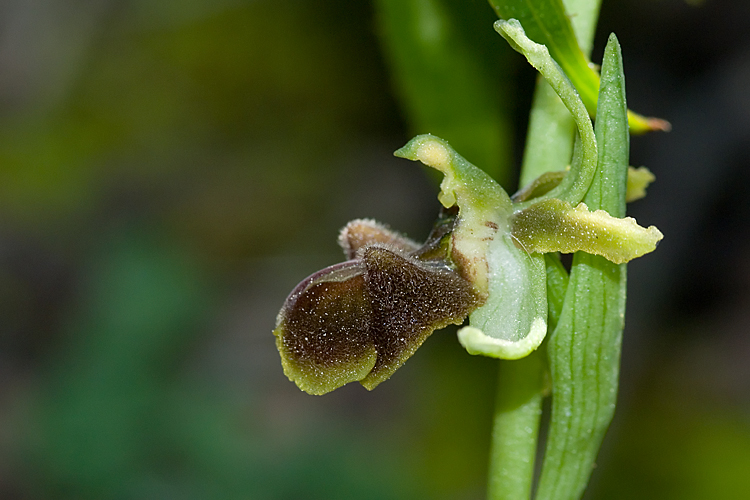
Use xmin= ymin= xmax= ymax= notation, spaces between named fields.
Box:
xmin=274 ymin=229 xmax=483 ymax=394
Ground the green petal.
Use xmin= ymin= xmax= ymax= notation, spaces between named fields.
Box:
xmin=626 ymin=166 xmax=656 ymax=202
xmin=512 ymin=170 xmax=566 ymax=203
xmin=511 ymin=198 xmax=663 ymax=263
xmin=514 ymin=167 xmax=657 ymax=204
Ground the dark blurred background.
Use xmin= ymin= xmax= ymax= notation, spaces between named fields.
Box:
xmin=0 ymin=0 xmax=748 ymax=498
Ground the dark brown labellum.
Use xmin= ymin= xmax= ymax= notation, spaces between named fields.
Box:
xmin=274 ymin=214 xmax=480 ymax=394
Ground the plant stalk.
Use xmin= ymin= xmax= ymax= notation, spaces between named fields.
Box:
xmin=487 ymin=1 xmax=602 ymax=499
xmin=487 ymin=351 xmax=545 ymax=500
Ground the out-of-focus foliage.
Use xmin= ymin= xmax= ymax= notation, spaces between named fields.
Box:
xmin=1 ymin=0 xmax=749 ymax=499
xmin=374 ymin=0 xmax=515 ymax=186
xmin=0 ymin=1 xmax=395 ymax=256
xmin=1 ymin=1 xmax=495 ymax=498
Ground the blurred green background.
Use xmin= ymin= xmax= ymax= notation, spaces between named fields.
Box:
xmin=1 ymin=0 xmax=749 ymax=498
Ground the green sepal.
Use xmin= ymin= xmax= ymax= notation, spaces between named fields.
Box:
xmin=396 ymin=134 xmax=548 ymax=360
xmin=458 ymin=234 xmax=547 ymax=359
xmin=495 ymin=19 xmax=597 ymax=209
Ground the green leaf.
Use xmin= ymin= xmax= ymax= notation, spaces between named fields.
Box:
xmin=559 ymin=0 xmax=602 ymax=55
xmin=535 ymin=33 xmax=631 ymax=500
xmin=487 ymin=0 xmax=668 ymax=133
xmin=374 ymin=0 xmax=514 ymax=185
xmin=544 ymin=253 xmax=569 ymax=332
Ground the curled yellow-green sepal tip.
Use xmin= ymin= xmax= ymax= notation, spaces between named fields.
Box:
xmin=512 ymin=199 xmax=663 ymax=263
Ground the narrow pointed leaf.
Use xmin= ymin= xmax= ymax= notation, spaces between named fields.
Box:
xmin=535 ymin=34 xmax=635 ymax=500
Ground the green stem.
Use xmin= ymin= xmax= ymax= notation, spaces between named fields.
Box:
xmin=486 ymin=255 xmax=569 ymax=500
xmin=488 ymin=351 xmax=545 ymax=500
xmin=488 ymin=1 xmax=602 ymax=499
